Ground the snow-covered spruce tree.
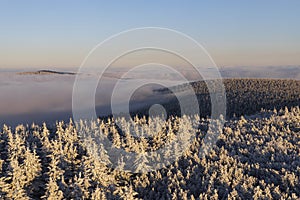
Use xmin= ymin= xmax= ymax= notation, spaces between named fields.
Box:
xmin=133 ymin=149 xmax=151 ymax=173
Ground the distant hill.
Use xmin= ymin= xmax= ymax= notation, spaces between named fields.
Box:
xmin=17 ymin=69 xmax=77 ymax=75
xmin=220 ymin=66 xmax=300 ymax=80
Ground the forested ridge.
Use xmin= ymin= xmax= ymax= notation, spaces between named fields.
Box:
xmin=154 ymin=78 xmax=300 ymax=118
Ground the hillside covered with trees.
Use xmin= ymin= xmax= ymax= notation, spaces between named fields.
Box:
xmin=154 ymin=78 xmax=300 ymax=118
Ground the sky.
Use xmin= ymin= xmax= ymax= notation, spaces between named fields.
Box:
xmin=0 ymin=1 xmax=300 ymax=68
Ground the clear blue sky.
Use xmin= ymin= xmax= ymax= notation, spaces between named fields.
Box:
xmin=1 ymin=1 xmax=300 ymax=68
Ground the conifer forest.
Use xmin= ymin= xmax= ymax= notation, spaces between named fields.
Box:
xmin=0 ymin=79 xmax=299 ymax=199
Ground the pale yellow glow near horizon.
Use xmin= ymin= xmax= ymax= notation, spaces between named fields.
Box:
xmin=1 ymin=46 xmax=300 ymax=69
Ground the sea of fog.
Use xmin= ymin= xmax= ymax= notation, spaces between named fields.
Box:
xmin=0 ymin=67 xmax=187 ymax=126
xmin=0 ymin=66 xmax=299 ymax=127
